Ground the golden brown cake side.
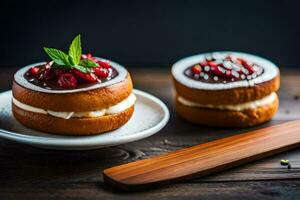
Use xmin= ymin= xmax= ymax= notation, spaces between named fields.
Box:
xmin=175 ymin=95 xmax=279 ymax=127
xmin=174 ymin=74 xmax=280 ymax=105
xmin=12 ymin=104 xmax=134 ymax=135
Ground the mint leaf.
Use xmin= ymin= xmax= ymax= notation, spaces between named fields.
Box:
xmin=68 ymin=56 xmax=75 ymax=66
xmin=73 ymin=65 xmax=91 ymax=73
xmin=79 ymin=59 xmax=98 ymax=68
xmin=68 ymin=34 xmax=81 ymax=65
xmin=43 ymin=47 xmax=71 ymax=66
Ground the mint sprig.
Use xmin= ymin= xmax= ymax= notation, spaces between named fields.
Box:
xmin=68 ymin=34 xmax=81 ymax=65
xmin=43 ymin=34 xmax=98 ymax=73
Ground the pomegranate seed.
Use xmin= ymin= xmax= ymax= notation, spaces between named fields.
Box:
xmin=72 ymin=69 xmax=98 ymax=83
xmin=94 ymin=67 xmax=109 ymax=78
xmin=243 ymin=63 xmax=255 ymax=74
xmin=210 ymin=66 xmax=235 ymax=80
xmin=236 ymin=58 xmax=255 ymax=74
xmin=58 ymin=73 xmax=78 ymax=88
xmin=40 ymin=68 xmax=55 ymax=80
xmin=97 ymin=60 xmax=111 ymax=69
xmin=210 ymin=66 xmax=224 ymax=76
xmin=191 ymin=65 xmax=202 ymax=74
xmin=224 ymin=70 xmax=235 ymax=79
xmin=207 ymin=61 xmax=218 ymax=68
xmin=30 ymin=67 xmax=40 ymax=75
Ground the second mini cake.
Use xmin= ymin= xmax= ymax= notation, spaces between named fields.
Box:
xmin=172 ymin=52 xmax=280 ymax=127
xmin=12 ymin=35 xmax=136 ymax=135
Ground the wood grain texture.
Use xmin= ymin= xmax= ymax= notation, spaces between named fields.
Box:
xmin=103 ymin=120 xmax=300 ymax=190
xmin=0 ymin=68 xmax=300 ymax=199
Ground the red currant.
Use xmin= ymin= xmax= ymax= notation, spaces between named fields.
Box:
xmin=30 ymin=66 xmax=40 ymax=75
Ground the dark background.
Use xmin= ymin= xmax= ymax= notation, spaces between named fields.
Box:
xmin=1 ymin=0 xmax=299 ymax=68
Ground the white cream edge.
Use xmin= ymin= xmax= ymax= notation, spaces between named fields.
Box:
xmin=13 ymin=93 xmax=136 ymax=119
xmin=14 ymin=57 xmax=128 ymax=94
xmin=178 ymin=92 xmax=277 ymax=111
xmin=172 ymin=52 xmax=279 ymax=90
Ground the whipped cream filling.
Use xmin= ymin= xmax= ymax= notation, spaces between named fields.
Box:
xmin=13 ymin=93 xmax=136 ymax=119
xmin=178 ymin=92 xmax=277 ymax=111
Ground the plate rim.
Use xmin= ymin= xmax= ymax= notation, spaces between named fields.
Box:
xmin=0 ymin=89 xmax=169 ymax=149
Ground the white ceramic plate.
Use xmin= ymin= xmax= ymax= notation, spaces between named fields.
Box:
xmin=0 ymin=89 xmax=169 ymax=150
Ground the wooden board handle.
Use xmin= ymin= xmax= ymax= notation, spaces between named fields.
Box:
xmin=103 ymin=120 xmax=300 ymax=191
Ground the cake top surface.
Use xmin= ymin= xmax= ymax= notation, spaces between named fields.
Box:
xmin=14 ymin=59 xmax=128 ymax=94
xmin=14 ymin=34 xmax=129 ymax=94
xmin=172 ymin=52 xmax=279 ymax=90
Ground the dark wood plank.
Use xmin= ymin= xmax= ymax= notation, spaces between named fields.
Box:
xmin=0 ymin=137 xmax=299 ymax=185
xmin=1 ymin=181 xmax=300 ymax=200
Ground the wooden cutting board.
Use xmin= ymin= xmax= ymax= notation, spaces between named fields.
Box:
xmin=103 ymin=120 xmax=300 ymax=191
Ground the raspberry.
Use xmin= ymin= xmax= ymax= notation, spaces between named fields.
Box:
xmin=57 ymin=73 xmax=78 ymax=88
xmin=97 ymin=60 xmax=111 ymax=69
xmin=72 ymin=69 xmax=98 ymax=83
xmin=94 ymin=67 xmax=109 ymax=78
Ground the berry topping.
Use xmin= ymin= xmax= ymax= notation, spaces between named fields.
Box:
xmin=54 ymin=69 xmax=67 ymax=77
xmin=29 ymin=67 xmax=40 ymax=75
xmin=42 ymin=68 xmax=56 ymax=80
xmin=237 ymin=58 xmax=256 ymax=74
xmin=72 ymin=69 xmax=99 ymax=83
xmin=45 ymin=61 xmax=54 ymax=69
xmin=185 ymin=53 xmax=264 ymax=83
xmin=58 ymin=73 xmax=78 ymax=88
xmin=210 ymin=66 xmax=225 ymax=77
xmin=191 ymin=65 xmax=202 ymax=74
xmin=94 ymin=67 xmax=109 ymax=78
xmin=97 ymin=60 xmax=111 ymax=69
xmin=207 ymin=61 xmax=218 ymax=68
xmin=81 ymin=53 xmax=94 ymax=60
xmin=25 ymin=34 xmax=116 ymax=90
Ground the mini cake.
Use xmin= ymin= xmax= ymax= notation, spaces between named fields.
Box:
xmin=172 ymin=52 xmax=280 ymax=127
xmin=12 ymin=35 xmax=136 ymax=135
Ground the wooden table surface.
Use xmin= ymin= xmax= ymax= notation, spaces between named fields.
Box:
xmin=1 ymin=67 xmax=300 ymax=200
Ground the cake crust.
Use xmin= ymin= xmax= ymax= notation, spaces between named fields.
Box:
xmin=174 ymin=74 xmax=280 ymax=105
xmin=175 ymin=95 xmax=279 ymax=127
xmin=12 ymin=104 xmax=134 ymax=135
